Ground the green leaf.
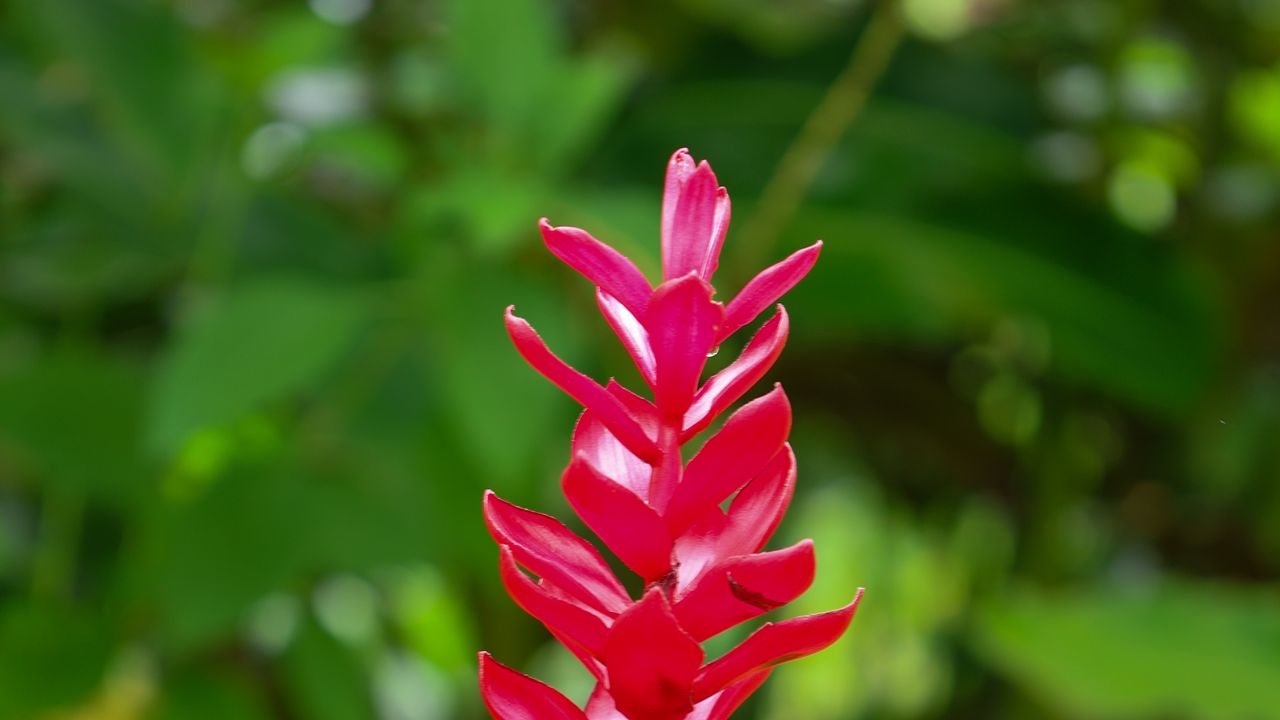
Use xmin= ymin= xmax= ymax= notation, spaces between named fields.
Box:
xmin=528 ymin=53 xmax=629 ymax=174
xmin=446 ymin=0 xmax=559 ymax=143
xmin=0 ymin=350 xmax=147 ymax=503
xmin=308 ymin=123 xmax=410 ymax=195
xmin=138 ymin=450 xmax=429 ymax=651
xmin=974 ymin=581 xmax=1280 ymax=720
xmin=154 ymin=671 xmax=272 ymax=720
xmin=282 ymin=618 xmax=377 ymax=720
xmin=0 ymin=602 xmax=113 ymax=718
xmin=424 ymin=259 xmax=564 ymax=491
xmin=33 ymin=0 xmax=222 ymax=192
xmin=786 ymin=211 xmax=1218 ymax=415
xmin=147 ymin=278 xmax=369 ymax=456
xmin=386 ymin=566 xmax=476 ymax=672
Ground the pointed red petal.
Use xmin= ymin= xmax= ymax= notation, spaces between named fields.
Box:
xmin=718 ymin=446 xmax=796 ymax=556
xmin=660 ymin=149 xmax=694 ymax=280
xmin=603 ymin=587 xmax=705 ymax=720
xmin=483 ymin=492 xmax=630 ymax=615
xmin=662 ymin=151 xmax=727 ymax=282
xmin=720 ymin=241 xmax=821 ymax=342
xmin=691 ymin=590 xmax=863 ymax=701
xmin=688 ymin=669 xmax=773 ymax=720
xmin=540 ymin=219 xmax=652 ymax=318
xmin=704 ymin=187 xmax=731 ymax=279
xmin=596 ymin=289 xmax=656 ymax=388
xmin=671 ymin=447 xmax=795 ymax=591
xmin=498 ymin=546 xmax=611 ymax=657
xmin=673 ymin=540 xmax=816 ymax=641
xmin=479 ymin=652 xmax=587 ymax=720
xmin=562 ymin=456 xmax=673 ymax=582
xmin=671 ymin=507 xmax=729 ymax=590
xmin=571 ymin=410 xmax=651 ymax=498
xmin=664 ymin=387 xmax=792 ymax=536
xmin=645 ymin=275 xmax=724 ymax=419
xmin=605 ymin=379 xmax=659 ymax=434
xmin=505 ymin=308 xmax=660 ymax=463
xmin=683 ymin=306 xmax=789 ymax=439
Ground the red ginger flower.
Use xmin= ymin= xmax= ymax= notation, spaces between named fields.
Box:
xmin=480 ymin=149 xmax=862 ymax=720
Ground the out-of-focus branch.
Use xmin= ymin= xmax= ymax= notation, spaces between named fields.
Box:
xmin=737 ymin=0 xmax=906 ymax=272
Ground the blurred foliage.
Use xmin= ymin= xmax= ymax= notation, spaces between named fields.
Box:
xmin=1 ymin=0 xmax=1279 ymax=718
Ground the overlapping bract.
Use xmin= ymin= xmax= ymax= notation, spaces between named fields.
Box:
xmin=481 ymin=149 xmax=860 ymax=720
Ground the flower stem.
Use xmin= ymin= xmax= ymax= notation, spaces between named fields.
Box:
xmin=736 ymin=0 xmax=906 ymax=272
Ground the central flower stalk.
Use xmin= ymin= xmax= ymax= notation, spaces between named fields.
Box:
xmin=479 ymin=148 xmax=862 ymax=720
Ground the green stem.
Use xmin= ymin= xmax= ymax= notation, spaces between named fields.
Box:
xmin=736 ymin=0 xmax=906 ymax=272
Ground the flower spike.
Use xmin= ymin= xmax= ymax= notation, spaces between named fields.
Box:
xmin=484 ymin=149 xmax=860 ymax=719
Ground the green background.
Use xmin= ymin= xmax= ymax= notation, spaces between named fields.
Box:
xmin=1 ymin=0 xmax=1279 ymax=718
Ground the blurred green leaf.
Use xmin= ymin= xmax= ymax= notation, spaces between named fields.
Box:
xmin=244 ymin=8 xmax=354 ymax=85
xmin=1231 ymin=66 xmax=1280 ymax=162
xmin=282 ymin=618 xmax=377 ymax=720
xmin=386 ymin=566 xmax=476 ymax=674
xmin=787 ymin=210 xmax=1217 ymax=415
xmin=154 ymin=670 xmax=272 ymax=720
xmin=0 ymin=350 xmax=147 ymax=503
xmin=139 ymin=452 xmax=432 ymax=651
xmin=308 ymin=123 xmax=410 ymax=195
xmin=528 ymin=54 xmax=630 ymax=174
xmin=403 ymin=168 xmax=546 ymax=254
xmin=424 ymin=258 xmax=564 ymax=492
xmin=975 ymin=581 xmax=1280 ymax=720
xmin=446 ymin=0 xmax=559 ymax=146
xmin=33 ymin=0 xmax=223 ymax=192
xmin=760 ymin=439 xmax=967 ymax=719
xmin=0 ymin=602 xmax=112 ymax=718
xmin=147 ymin=278 xmax=369 ymax=456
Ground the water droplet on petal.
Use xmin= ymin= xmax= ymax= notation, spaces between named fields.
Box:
xmin=706 ymin=346 xmax=720 ymax=358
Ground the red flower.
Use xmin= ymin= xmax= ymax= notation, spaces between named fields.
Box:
xmin=481 ymin=149 xmax=861 ymax=719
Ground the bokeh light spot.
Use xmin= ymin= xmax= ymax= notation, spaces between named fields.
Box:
xmin=1107 ymin=162 xmax=1176 ymax=232
xmin=309 ymin=0 xmax=373 ymax=26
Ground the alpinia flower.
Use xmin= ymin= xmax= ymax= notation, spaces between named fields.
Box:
xmin=481 ymin=148 xmax=862 ymax=720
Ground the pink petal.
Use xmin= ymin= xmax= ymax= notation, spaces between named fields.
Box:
xmin=505 ymin=308 xmax=660 ymax=463
xmin=687 ymin=670 xmax=773 ymax=720
xmin=605 ymin=379 xmax=659 ymax=436
xmin=603 ymin=587 xmax=704 ymax=720
xmin=483 ymin=491 xmax=630 ymax=615
xmin=673 ymin=540 xmax=816 ymax=641
xmin=691 ymin=590 xmax=864 ymax=701
xmin=705 ymin=187 xmax=730 ymax=279
xmin=661 ymin=150 xmax=729 ymax=282
xmin=498 ymin=546 xmax=611 ymax=657
xmin=479 ymin=652 xmax=587 ymax=720
xmin=670 ymin=508 xmax=729 ymax=590
xmin=663 ymin=387 xmax=792 ymax=536
xmin=671 ymin=447 xmax=795 ymax=590
xmin=645 ymin=275 xmax=724 ymax=419
xmin=596 ymin=290 xmax=656 ymax=388
xmin=547 ymin=627 xmax=609 ymax=684
xmin=584 ymin=685 xmax=627 ymax=720
xmin=660 ymin=149 xmax=695 ymax=276
xmin=683 ymin=306 xmax=789 ymax=439
xmin=718 ymin=446 xmax=797 ymax=557
xmin=562 ymin=456 xmax=673 ymax=582
xmin=720 ymin=241 xmax=822 ymax=342
xmin=540 ymin=219 xmax=652 ymax=318
xmin=571 ymin=410 xmax=651 ymax=498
